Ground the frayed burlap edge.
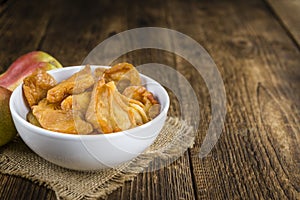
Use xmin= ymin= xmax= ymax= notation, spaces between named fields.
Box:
xmin=0 ymin=117 xmax=195 ymax=200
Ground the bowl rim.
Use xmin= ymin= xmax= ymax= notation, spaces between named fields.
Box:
xmin=10 ymin=65 xmax=170 ymax=141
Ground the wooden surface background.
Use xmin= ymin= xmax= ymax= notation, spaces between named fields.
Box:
xmin=0 ymin=0 xmax=299 ymax=199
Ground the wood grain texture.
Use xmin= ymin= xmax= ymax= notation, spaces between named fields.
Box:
xmin=0 ymin=0 xmax=54 ymax=73
xmin=0 ymin=0 xmax=299 ymax=199
xmin=266 ymin=0 xmax=300 ymax=48
xmin=164 ymin=0 xmax=300 ymax=199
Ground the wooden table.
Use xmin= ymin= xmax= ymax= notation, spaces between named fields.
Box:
xmin=0 ymin=0 xmax=299 ymax=199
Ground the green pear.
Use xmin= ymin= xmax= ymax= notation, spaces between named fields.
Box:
xmin=0 ymin=86 xmax=17 ymax=146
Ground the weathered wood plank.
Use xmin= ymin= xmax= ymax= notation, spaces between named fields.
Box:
xmin=0 ymin=174 xmax=56 ymax=199
xmin=266 ymin=0 xmax=300 ymax=48
xmin=165 ymin=0 xmax=300 ymax=199
xmin=0 ymin=0 xmax=15 ymax=16
xmin=0 ymin=0 xmax=56 ymax=73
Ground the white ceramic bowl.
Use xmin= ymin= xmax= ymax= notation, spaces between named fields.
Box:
xmin=10 ymin=66 xmax=169 ymax=171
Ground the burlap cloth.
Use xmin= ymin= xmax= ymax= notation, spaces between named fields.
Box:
xmin=0 ymin=117 xmax=194 ymax=199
